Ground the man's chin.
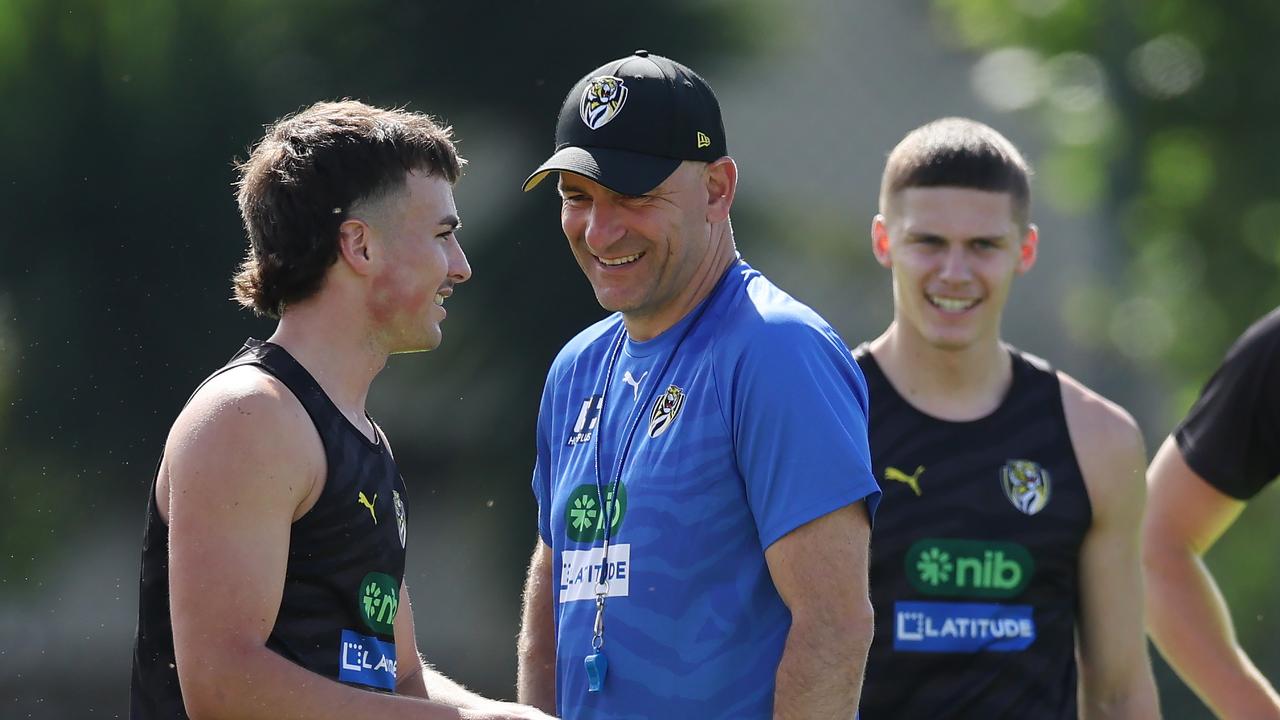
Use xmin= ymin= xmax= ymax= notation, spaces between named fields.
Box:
xmin=593 ymin=290 xmax=639 ymax=314
xmin=389 ymin=329 xmax=443 ymax=355
xmin=390 ymin=345 xmax=434 ymax=356
xmin=924 ymin=331 xmax=980 ymax=353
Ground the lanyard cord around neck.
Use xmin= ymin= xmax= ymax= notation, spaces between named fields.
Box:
xmin=588 ymin=261 xmax=738 ymax=652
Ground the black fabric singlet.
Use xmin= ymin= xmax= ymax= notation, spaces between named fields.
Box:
xmin=854 ymin=345 xmax=1091 ymax=720
xmin=130 ymin=339 xmax=409 ymax=719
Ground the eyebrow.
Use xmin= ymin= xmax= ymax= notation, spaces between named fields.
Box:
xmin=439 ymin=214 xmax=461 ymax=230
xmin=905 ymin=231 xmax=1005 ymax=243
xmin=558 ymin=180 xmax=587 ymax=195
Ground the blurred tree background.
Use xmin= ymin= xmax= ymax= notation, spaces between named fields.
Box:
xmin=0 ymin=0 xmax=1275 ymax=717
xmin=931 ymin=0 xmax=1280 ymax=712
xmin=932 ymin=0 xmax=1280 ymax=715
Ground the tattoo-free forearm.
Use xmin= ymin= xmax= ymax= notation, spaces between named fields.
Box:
xmin=517 ymin=542 xmax=557 ymax=713
xmin=1145 ymin=545 xmax=1280 ymax=718
xmin=772 ymin=608 xmax=873 ymax=720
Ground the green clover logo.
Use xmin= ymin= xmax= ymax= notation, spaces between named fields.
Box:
xmin=564 ymin=484 xmax=627 ymax=543
xmin=570 ymin=495 xmax=598 ymax=533
xmin=916 ymin=547 xmax=954 ymax=587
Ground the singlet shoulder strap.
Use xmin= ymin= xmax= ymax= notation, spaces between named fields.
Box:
xmin=1007 ymin=344 xmax=1058 ymax=387
xmin=851 ymin=342 xmax=889 ymax=390
xmin=182 ymin=339 xmax=372 ymax=449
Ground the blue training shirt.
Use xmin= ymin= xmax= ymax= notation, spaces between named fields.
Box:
xmin=532 ymin=259 xmax=880 ymax=720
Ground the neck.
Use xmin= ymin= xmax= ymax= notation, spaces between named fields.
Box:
xmin=868 ymin=320 xmax=1012 ymax=422
xmin=623 ymin=223 xmax=736 ymax=342
xmin=266 ymin=293 xmax=387 ymax=426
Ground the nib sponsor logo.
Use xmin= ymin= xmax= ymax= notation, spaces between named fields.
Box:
xmin=907 ymin=538 xmax=1034 ymax=598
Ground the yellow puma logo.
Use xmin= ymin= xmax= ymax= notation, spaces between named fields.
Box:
xmin=885 ymin=466 xmax=925 ymax=496
xmin=357 ymin=491 xmax=378 ymax=523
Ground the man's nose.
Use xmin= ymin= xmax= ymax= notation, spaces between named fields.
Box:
xmin=937 ymin=244 xmax=972 ymax=281
xmin=448 ymin=236 xmax=472 ymax=284
xmin=582 ymin=201 xmax=625 ymax=254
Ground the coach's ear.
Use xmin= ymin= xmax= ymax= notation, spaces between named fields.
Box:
xmin=871 ymin=214 xmax=893 ymax=268
xmin=337 ymin=218 xmax=376 ymax=276
xmin=1016 ymin=223 xmax=1039 ymax=275
xmin=705 ymin=157 xmax=737 ymax=223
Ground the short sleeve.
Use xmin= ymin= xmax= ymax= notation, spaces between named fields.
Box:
xmin=1175 ymin=308 xmax=1280 ymax=499
xmin=727 ymin=321 xmax=881 ymax=549
xmin=532 ymin=376 xmax=555 ymax=544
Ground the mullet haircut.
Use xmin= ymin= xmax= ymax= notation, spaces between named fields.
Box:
xmin=232 ymin=100 xmax=465 ymax=318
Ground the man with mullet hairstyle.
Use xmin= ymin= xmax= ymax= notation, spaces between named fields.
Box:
xmin=130 ymin=100 xmax=553 ymax=720
xmin=854 ymin=118 xmax=1160 ymax=718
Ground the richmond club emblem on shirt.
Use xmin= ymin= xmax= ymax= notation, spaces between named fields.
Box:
xmin=1000 ymin=459 xmax=1051 ymax=515
xmin=393 ymin=490 xmax=407 ymax=548
xmin=580 ymin=76 xmax=628 ymax=130
xmin=647 ymin=384 xmax=686 ymax=438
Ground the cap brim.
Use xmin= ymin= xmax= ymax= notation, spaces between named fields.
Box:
xmin=522 ymin=146 xmax=681 ymax=195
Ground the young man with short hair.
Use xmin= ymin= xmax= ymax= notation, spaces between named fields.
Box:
xmin=856 ymin=117 xmax=1160 ymax=718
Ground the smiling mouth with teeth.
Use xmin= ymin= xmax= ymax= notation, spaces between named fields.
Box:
xmin=927 ymin=294 xmax=980 ymax=312
xmin=599 ymin=251 xmax=644 ymax=267
xmin=434 ymin=293 xmax=445 ymax=306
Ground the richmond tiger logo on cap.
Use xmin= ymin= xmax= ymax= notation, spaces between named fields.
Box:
xmin=580 ymin=76 xmax=628 ymax=130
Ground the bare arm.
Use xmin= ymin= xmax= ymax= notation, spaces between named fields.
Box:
xmin=393 ymin=580 xmax=431 ymax=699
xmin=167 ymin=370 xmax=546 ymax=720
xmin=766 ymin=502 xmax=874 ymax=720
xmin=1143 ymin=436 xmax=1280 ymax=719
xmin=396 ymin=579 xmax=557 ymax=719
xmin=1060 ymin=374 xmax=1160 ymax=719
xmin=517 ymin=540 xmax=557 ymax=713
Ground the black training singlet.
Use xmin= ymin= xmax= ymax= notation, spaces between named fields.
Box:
xmin=130 ymin=340 xmax=409 ymax=719
xmin=854 ymin=345 xmax=1091 ymax=720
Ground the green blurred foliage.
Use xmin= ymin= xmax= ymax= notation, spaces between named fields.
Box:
xmin=937 ymin=0 xmax=1280 ymax=390
xmin=933 ymin=0 xmax=1280 ymax=715
xmin=0 ymin=0 xmax=778 ymax=711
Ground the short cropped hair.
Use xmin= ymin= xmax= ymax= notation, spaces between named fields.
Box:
xmin=232 ymin=100 xmax=465 ymax=317
xmin=879 ymin=117 xmax=1032 ymax=225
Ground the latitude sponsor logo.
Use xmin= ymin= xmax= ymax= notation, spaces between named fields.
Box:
xmin=894 ymin=600 xmax=1036 ymax=653
xmin=560 ymin=544 xmax=631 ymax=602
xmin=337 ymin=629 xmax=397 ymax=690
xmin=908 ymin=538 xmax=1034 ymax=598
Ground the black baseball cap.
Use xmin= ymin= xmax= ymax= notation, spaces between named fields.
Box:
xmin=522 ymin=50 xmax=728 ymax=195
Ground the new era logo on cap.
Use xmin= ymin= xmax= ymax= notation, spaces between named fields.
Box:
xmin=523 ymin=50 xmax=728 ymax=196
